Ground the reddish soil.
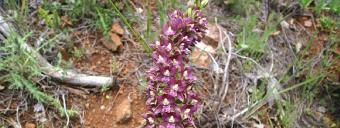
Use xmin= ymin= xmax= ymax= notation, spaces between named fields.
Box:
xmin=84 ymin=85 xmax=146 ymax=128
xmin=68 ymin=31 xmax=147 ymax=128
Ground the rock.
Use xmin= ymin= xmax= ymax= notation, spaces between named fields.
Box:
xmin=85 ymin=103 xmax=90 ymax=109
xmin=191 ymin=48 xmax=211 ymax=68
xmin=33 ymin=103 xmax=47 ymax=123
xmin=116 ymin=98 xmax=132 ymax=124
xmin=204 ymin=23 xmax=226 ymax=49
xmin=105 ymin=95 xmax=112 ymax=100
xmin=0 ymin=85 xmax=4 ymax=90
xmin=252 ymin=123 xmax=265 ymax=128
xmin=136 ymin=8 xmax=143 ymax=14
xmin=317 ymin=106 xmax=327 ymax=113
xmin=304 ymin=19 xmax=313 ymax=27
xmin=314 ymin=111 xmax=323 ymax=121
xmin=190 ymin=23 xmax=230 ymax=69
xmin=101 ymin=33 xmax=122 ymax=52
xmin=195 ymin=41 xmax=215 ymax=54
xmin=111 ymin=23 xmax=124 ymax=35
xmin=100 ymin=105 xmax=105 ymax=110
xmin=25 ymin=122 xmax=36 ymax=128
xmin=280 ymin=20 xmax=290 ymax=29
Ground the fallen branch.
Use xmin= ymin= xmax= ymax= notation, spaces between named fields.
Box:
xmin=0 ymin=14 xmax=117 ymax=87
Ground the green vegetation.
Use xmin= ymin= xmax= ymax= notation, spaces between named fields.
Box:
xmin=0 ymin=0 xmax=338 ymax=127
xmin=0 ymin=0 xmax=180 ymax=120
xmin=228 ymin=0 xmax=338 ymax=126
xmin=320 ymin=16 xmax=336 ymax=31
xmin=0 ymin=31 xmax=76 ymax=117
xmin=71 ymin=47 xmax=85 ymax=59
xmin=299 ymin=0 xmax=340 ymax=15
xmin=299 ymin=0 xmax=313 ymax=9
xmin=236 ymin=14 xmax=276 ymax=58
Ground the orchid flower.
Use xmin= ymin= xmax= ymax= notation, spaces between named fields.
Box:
xmin=144 ymin=5 xmax=208 ymax=128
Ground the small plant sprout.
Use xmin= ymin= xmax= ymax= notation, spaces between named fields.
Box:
xmin=143 ymin=1 xmax=208 ymax=128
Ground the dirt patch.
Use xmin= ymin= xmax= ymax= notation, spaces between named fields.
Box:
xmin=84 ymin=85 xmax=146 ymax=128
xmin=72 ymin=35 xmax=114 ymax=75
xmin=66 ymin=31 xmax=147 ymax=128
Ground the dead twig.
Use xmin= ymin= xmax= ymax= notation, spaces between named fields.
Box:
xmin=61 ymin=93 xmax=70 ymax=127
xmin=0 ymin=14 xmax=118 ymax=87
xmin=217 ymin=31 xmax=232 ymax=112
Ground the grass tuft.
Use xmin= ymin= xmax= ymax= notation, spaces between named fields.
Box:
xmin=0 ymin=31 xmax=76 ymax=117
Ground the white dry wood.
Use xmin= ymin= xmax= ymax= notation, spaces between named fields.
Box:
xmin=0 ymin=15 xmax=116 ymax=87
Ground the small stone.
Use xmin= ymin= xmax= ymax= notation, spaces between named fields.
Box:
xmin=105 ymin=95 xmax=112 ymax=100
xmin=90 ymin=66 xmax=96 ymax=70
xmin=111 ymin=23 xmax=124 ymax=35
xmin=191 ymin=47 xmax=211 ymax=68
xmin=204 ymin=23 xmax=225 ymax=49
xmin=136 ymin=8 xmax=143 ymax=14
xmin=0 ymin=85 xmax=4 ymax=90
xmin=252 ymin=123 xmax=265 ymax=128
xmin=100 ymin=105 xmax=105 ymax=110
xmin=280 ymin=20 xmax=290 ymax=29
xmin=101 ymin=33 xmax=122 ymax=52
xmin=296 ymin=42 xmax=302 ymax=52
xmin=304 ymin=20 xmax=313 ymax=27
xmin=317 ymin=106 xmax=327 ymax=113
xmin=116 ymin=98 xmax=132 ymax=124
xmin=25 ymin=122 xmax=36 ymax=128
xmin=314 ymin=111 xmax=323 ymax=121
xmin=248 ymin=87 xmax=254 ymax=93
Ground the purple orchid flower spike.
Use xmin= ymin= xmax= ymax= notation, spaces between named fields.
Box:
xmin=144 ymin=4 xmax=208 ymax=127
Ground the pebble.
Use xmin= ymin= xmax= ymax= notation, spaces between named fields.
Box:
xmin=317 ymin=106 xmax=327 ymax=113
xmin=85 ymin=103 xmax=90 ymax=109
xmin=304 ymin=20 xmax=313 ymax=27
xmin=105 ymin=95 xmax=112 ymax=100
xmin=116 ymin=98 xmax=132 ymax=124
xmin=24 ymin=123 xmax=36 ymax=128
xmin=280 ymin=20 xmax=290 ymax=29
xmin=100 ymin=105 xmax=105 ymax=110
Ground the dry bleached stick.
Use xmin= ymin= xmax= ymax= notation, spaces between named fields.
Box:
xmin=0 ymin=15 xmax=117 ymax=87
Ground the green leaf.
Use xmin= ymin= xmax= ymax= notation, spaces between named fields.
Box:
xmin=201 ymin=0 xmax=209 ymax=8
xmin=299 ymin=0 xmax=313 ymax=8
xmin=187 ymin=8 xmax=193 ymax=17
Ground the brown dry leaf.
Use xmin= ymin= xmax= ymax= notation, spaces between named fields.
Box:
xmin=101 ymin=33 xmax=122 ymax=52
xmin=61 ymin=16 xmax=72 ymax=28
xmin=111 ymin=22 xmax=124 ymax=35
